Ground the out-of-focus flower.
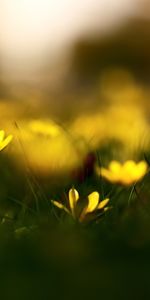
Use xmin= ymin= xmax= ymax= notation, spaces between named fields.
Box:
xmin=70 ymin=104 xmax=150 ymax=153
xmin=0 ymin=130 xmax=13 ymax=151
xmin=97 ymin=160 xmax=148 ymax=186
xmin=105 ymin=105 xmax=150 ymax=153
xmin=11 ymin=119 xmax=88 ymax=177
xmin=51 ymin=188 xmax=109 ymax=222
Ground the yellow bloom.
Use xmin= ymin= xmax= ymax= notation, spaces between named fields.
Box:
xmin=97 ymin=160 xmax=148 ymax=186
xmin=51 ymin=188 xmax=109 ymax=222
xmin=12 ymin=119 xmax=88 ymax=177
xmin=0 ymin=130 xmax=13 ymax=151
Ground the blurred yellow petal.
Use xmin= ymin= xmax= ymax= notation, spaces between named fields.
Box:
xmin=51 ymin=200 xmax=69 ymax=214
xmin=97 ymin=198 xmax=109 ymax=210
xmin=51 ymin=200 xmax=64 ymax=209
xmin=104 ymin=207 xmax=112 ymax=212
xmin=123 ymin=160 xmax=136 ymax=172
xmin=109 ymin=161 xmax=121 ymax=173
xmin=122 ymin=160 xmax=148 ymax=184
xmin=84 ymin=191 xmax=99 ymax=214
xmin=101 ymin=168 xmax=111 ymax=179
xmin=136 ymin=161 xmax=148 ymax=178
xmin=99 ymin=160 xmax=148 ymax=186
xmin=0 ymin=130 xmax=5 ymax=142
xmin=68 ymin=188 xmax=79 ymax=214
xmin=0 ymin=134 xmax=13 ymax=151
xmin=101 ymin=168 xmax=118 ymax=182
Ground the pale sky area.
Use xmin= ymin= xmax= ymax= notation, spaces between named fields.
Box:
xmin=0 ymin=0 xmax=145 ymax=76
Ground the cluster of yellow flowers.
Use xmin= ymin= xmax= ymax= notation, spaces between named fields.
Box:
xmin=0 ymin=127 xmax=149 ymax=224
xmin=52 ymin=160 xmax=148 ymax=222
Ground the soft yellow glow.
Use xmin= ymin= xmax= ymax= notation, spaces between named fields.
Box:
xmin=70 ymin=73 xmax=150 ymax=153
xmin=28 ymin=120 xmax=61 ymax=138
xmin=97 ymin=160 xmax=148 ymax=185
xmin=10 ymin=119 xmax=88 ymax=176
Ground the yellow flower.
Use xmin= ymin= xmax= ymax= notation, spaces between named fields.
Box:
xmin=12 ymin=119 xmax=88 ymax=177
xmin=0 ymin=130 xmax=13 ymax=151
xmin=51 ymin=188 xmax=109 ymax=222
xmin=97 ymin=160 xmax=148 ymax=186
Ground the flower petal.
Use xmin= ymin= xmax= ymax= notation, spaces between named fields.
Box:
xmin=109 ymin=161 xmax=121 ymax=173
xmin=51 ymin=200 xmax=69 ymax=214
xmin=0 ymin=134 xmax=13 ymax=151
xmin=101 ymin=168 xmax=119 ymax=182
xmin=79 ymin=192 xmax=99 ymax=222
xmin=135 ymin=161 xmax=148 ymax=180
xmin=122 ymin=160 xmax=147 ymax=184
xmin=97 ymin=198 xmax=109 ymax=210
xmin=86 ymin=191 xmax=99 ymax=213
xmin=123 ymin=160 xmax=136 ymax=171
xmin=68 ymin=188 xmax=79 ymax=214
xmin=0 ymin=130 xmax=5 ymax=142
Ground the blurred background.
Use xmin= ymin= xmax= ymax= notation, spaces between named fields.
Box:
xmin=0 ymin=0 xmax=150 ymax=100
xmin=0 ymin=1 xmax=150 ymax=299
xmin=0 ymin=0 xmax=150 ymax=176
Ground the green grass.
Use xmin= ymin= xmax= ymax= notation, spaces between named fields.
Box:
xmin=0 ymin=143 xmax=150 ymax=299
